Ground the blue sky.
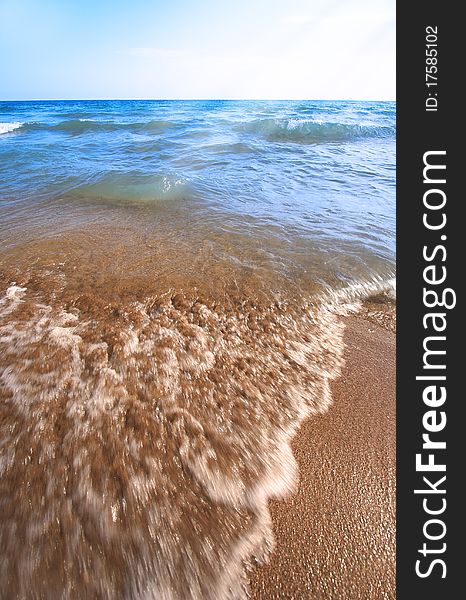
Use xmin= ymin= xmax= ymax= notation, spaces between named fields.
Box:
xmin=0 ymin=0 xmax=395 ymax=100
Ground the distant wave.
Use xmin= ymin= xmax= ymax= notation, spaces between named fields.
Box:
xmin=0 ymin=122 xmax=23 ymax=135
xmin=237 ymin=118 xmax=395 ymax=143
xmin=20 ymin=119 xmax=178 ymax=135
xmin=2 ymin=117 xmax=395 ymax=142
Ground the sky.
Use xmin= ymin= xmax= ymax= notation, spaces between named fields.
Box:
xmin=0 ymin=0 xmax=395 ymax=100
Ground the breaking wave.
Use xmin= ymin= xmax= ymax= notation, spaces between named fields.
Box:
xmin=0 ymin=122 xmax=23 ymax=135
xmin=2 ymin=118 xmax=395 ymax=144
xmin=238 ymin=118 xmax=395 ymax=143
xmin=0 ymin=271 xmax=358 ymax=599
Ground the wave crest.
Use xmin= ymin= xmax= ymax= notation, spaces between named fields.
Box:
xmin=238 ymin=118 xmax=395 ymax=143
xmin=0 ymin=122 xmax=23 ymax=135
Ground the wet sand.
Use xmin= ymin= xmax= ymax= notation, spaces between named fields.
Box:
xmin=248 ymin=314 xmax=396 ymax=600
xmin=0 ymin=225 xmax=395 ymax=599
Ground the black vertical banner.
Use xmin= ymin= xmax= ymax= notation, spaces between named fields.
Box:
xmin=397 ymin=2 xmax=460 ymax=598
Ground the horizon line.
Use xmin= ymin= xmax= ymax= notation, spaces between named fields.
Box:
xmin=0 ymin=97 xmax=396 ymax=103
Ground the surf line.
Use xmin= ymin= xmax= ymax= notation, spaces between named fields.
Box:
xmin=413 ymin=150 xmax=455 ymax=580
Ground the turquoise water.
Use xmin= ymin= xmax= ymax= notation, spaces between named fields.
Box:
xmin=0 ymin=100 xmax=395 ymax=292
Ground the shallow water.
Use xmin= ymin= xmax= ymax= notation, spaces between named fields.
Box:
xmin=0 ymin=100 xmax=395 ymax=599
xmin=0 ymin=100 xmax=395 ymax=289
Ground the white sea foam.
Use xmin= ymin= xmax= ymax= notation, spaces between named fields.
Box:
xmin=0 ymin=280 xmax=347 ymax=600
xmin=0 ymin=122 xmax=23 ymax=135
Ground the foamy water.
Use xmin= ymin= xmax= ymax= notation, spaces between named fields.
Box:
xmin=0 ymin=100 xmax=395 ymax=598
xmin=0 ymin=122 xmax=23 ymax=135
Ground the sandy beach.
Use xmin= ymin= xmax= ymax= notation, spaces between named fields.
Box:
xmin=249 ymin=314 xmax=396 ymax=600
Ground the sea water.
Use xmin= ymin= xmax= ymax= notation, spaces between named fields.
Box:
xmin=0 ymin=100 xmax=395 ymax=599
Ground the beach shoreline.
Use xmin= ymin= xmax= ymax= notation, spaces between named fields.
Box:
xmin=248 ymin=313 xmax=396 ymax=600
xmin=1 ymin=99 xmax=395 ymax=599
xmin=0 ymin=235 xmax=395 ymax=599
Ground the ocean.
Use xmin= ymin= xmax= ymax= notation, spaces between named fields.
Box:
xmin=0 ymin=100 xmax=395 ymax=598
